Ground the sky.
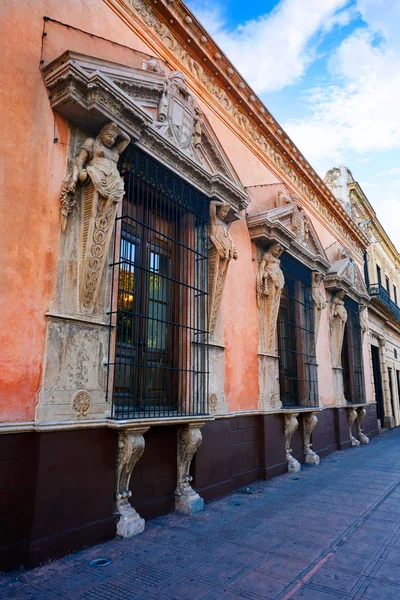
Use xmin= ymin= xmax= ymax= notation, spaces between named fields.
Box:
xmin=186 ymin=0 xmax=400 ymax=251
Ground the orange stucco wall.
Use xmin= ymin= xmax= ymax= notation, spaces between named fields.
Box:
xmin=0 ymin=0 xmax=372 ymax=422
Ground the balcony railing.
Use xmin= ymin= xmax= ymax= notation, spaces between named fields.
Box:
xmin=368 ymin=283 xmax=400 ymax=322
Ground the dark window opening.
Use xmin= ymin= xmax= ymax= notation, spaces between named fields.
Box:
xmin=386 ymin=276 xmax=390 ymax=297
xmin=377 ymin=264 xmax=382 ymax=286
xmin=278 ymin=253 xmax=318 ymax=408
xmin=363 ymin=251 xmax=370 ymax=287
xmin=388 ymin=367 xmax=395 ymax=421
xmin=394 ymin=285 xmax=398 ymax=305
xmin=371 ymin=345 xmax=384 ymax=427
xmin=342 ymin=296 xmax=365 ymax=404
xmin=396 ymin=370 xmax=400 ymax=407
xmin=108 ymin=146 xmax=209 ymax=419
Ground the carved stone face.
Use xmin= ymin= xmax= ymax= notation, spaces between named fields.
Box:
xmin=218 ymin=205 xmax=229 ymax=219
xmin=101 ymin=131 xmax=117 ymax=148
xmin=337 ymin=290 xmax=345 ymax=300
xmin=314 ymin=273 xmax=323 ymax=284
xmin=269 ymin=243 xmax=282 ymax=258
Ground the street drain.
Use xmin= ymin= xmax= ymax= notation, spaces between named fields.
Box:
xmin=89 ymin=557 xmax=111 ymax=568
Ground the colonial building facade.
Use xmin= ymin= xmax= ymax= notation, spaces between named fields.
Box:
xmin=325 ymin=166 xmax=400 ymax=430
xmin=1 ymin=0 xmax=379 ymax=571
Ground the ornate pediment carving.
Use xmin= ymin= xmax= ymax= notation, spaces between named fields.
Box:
xmin=42 ymin=51 xmax=248 ymax=220
xmin=246 ymin=195 xmax=330 ymax=273
xmin=324 ymin=247 xmax=370 ymax=304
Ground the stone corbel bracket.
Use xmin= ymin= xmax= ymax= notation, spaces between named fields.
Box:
xmin=175 ymin=422 xmax=205 ymax=514
xmin=41 ymin=51 xmax=248 ymax=220
xmin=303 ymin=411 xmax=320 ymax=465
xmin=347 ymin=407 xmax=360 ymax=447
xmin=115 ymin=426 xmax=149 ymax=538
xmin=283 ymin=412 xmax=301 ymax=473
xmin=356 ymin=405 xmax=369 ymax=444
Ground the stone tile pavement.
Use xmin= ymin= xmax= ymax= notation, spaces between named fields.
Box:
xmin=2 ymin=428 xmax=400 ymax=600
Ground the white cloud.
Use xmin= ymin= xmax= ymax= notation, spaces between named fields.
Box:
xmin=188 ymin=0 xmax=351 ymax=93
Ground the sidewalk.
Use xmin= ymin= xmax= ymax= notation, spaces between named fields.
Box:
xmin=2 ymin=429 xmax=400 ymax=600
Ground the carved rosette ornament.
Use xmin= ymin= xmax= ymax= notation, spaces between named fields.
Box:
xmin=347 ymin=407 xmax=360 ymax=447
xmin=330 ymin=291 xmax=348 ymax=368
xmin=175 ymin=423 xmax=205 ymax=514
xmin=356 ymin=406 xmax=369 ymax=444
xmin=60 ymin=122 xmax=130 ymax=313
xmin=284 ymin=413 xmax=301 ymax=473
xmin=73 ymin=390 xmax=91 ymax=417
xmin=208 ymin=201 xmax=238 ymax=337
xmin=115 ymin=427 xmax=149 ymax=538
xmin=303 ymin=412 xmax=320 ymax=465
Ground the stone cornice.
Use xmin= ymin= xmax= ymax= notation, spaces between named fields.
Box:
xmin=103 ymin=0 xmax=369 ymax=256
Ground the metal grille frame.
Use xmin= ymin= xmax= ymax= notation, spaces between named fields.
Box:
xmin=107 ymin=146 xmax=209 ymax=419
xmin=278 ymin=253 xmax=319 ymax=408
xmin=342 ymin=296 xmax=365 ymax=405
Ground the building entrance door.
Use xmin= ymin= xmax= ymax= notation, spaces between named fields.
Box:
xmin=371 ymin=345 xmax=384 ymax=427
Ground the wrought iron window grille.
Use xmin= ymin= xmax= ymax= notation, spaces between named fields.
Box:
xmin=278 ymin=253 xmax=319 ymax=408
xmin=342 ymin=296 xmax=365 ymax=404
xmin=107 ymin=146 xmax=209 ymax=419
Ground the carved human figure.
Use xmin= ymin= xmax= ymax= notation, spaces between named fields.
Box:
xmin=257 ymin=243 xmax=285 ymax=352
xmin=312 ymin=272 xmax=326 ymax=345
xmin=330 ymin=290 xmax=347 ymax=368
xmin=360 ymin=305 xmax=368 ymax=341
xmin=193 ymin=106 xmax=202 ymax=147
xmin=158 ymin=71 xmax=192 ymax=123
xmin=60 ymin=122 xmax=130 ymax=231
xmin=208 ymin=200 xmax=238 ymax=336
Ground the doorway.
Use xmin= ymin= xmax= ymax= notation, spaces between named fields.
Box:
xmin=371 ymin=345 xmax=384 ymax=427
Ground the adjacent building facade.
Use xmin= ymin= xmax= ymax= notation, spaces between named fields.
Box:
xmin=1 ymin=0 xmax=379 ymax=571
xmin=325 ymin=166 xmax=400 ymax=430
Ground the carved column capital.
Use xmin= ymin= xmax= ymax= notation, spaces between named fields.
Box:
xmin=115 ymin=426 xmax=149 ymax=538
xmin=347 ymin=407 xmax=360 ymax=447
xmin=303 ymin=411 xmax=320 ymax=465
xmin=284 ymin=412 xmax=301 ymax=473
xmin=175 ymin=422 xmax=205 ymax=514
xmin=356 ymin=406 xmax=369 ymax=444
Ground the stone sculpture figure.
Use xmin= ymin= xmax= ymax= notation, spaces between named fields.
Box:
xmin=312 ymin=272 xmax=326 ymax=345
xmin=60 ymin=122 xmax=130 ymax=232
xmin=208 ymin=200 xmax=238 ymax=336
xmin=330 ymin=290 xmax=347 ymax=368
xmin=257 ymin=243 xmax=285 ymax=352
xmin=60 ymin=122 xmax=130 ymax=312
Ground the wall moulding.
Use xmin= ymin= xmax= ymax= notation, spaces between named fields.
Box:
xmin=102 ymin=0 xmax=369 ymax=257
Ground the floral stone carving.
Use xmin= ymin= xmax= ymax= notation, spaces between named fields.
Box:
xmin=175 ymin=424 xmax=205 ymax=514
xmin=73 ymin=390 xmax=91 ymax=417
xmin=60 ymin=122 xmax=130 ymax=313
xmin=303 ymin=412 xmax=320 ymax=465
xmin=115 ymin=427 xmax=149 ymax=538
xmin=330 ymin=291 xmax=347 ymax=368
xmin=257 ymin=243 xmax=285 ymax=352
xmin=356 ymin=406 xmax=369 ymax=444
xmin=208 ymin=201 xmax=238 ymax=336
xmin=347 ymin=407 xmax=360 ymax=447
xmin=284 ymin=413 xmax=301 ymax=473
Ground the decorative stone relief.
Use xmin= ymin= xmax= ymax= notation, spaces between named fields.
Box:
xmin=175 ymin=423 xmax=205 ymax=514
xmin=141 ymin=57 xmax=165 ymax=73
xmin=284 ymin=413 xmax=301 ymax=473
xmin=356 ymin=406 xmax=369 ymax=444
xmin=312 ymin=272 xmax=326 ymax=346
xmin=360 ymin=306 xmax=368 ymax=341
xmin=324 ymin=247 xmax=369 ymax=304
xmin=123 ymin=0 xmax=366 ymax=260
xmin=115 ymin=427 xmax=149 ymax=538
xmin=347 ymin=407 xmax=360 ymax=447
xmin=303 ymin=412 xmax=320 ymax=465
xmin=60 ymin=122 xmax=130 ymax=313
xmin=256 ymin=243 xmax=285 ymax=352
xmin=209 ymin=393 xmax=218 ymax=413
xmin=330 ymin=291 xmax=347 ymax=368
xmin=73 ymin=390 xmax=91 ymax=417
xmin=208 ymin=201 xmax=238 ymax=337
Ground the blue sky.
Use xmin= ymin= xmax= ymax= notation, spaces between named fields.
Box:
xmin=187 ymin=0 xmax=400 ymax=250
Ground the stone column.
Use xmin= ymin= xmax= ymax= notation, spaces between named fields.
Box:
xmin=356 ymin=406 xmax=369 ymax=444
xmin=115 ymin=426 xmax=149 ymax=538
xmin=378 ymin=336 xmax=395 ymax=428
xmin=303 ymin=411 xmax=320 ymax=465
xmin=284 ymin=413 xmax=301 ymax=473
xmin=175 ymin=423 xmax=205 ymax=514
xmin=347 ymin=407 xmax=360 ymax=447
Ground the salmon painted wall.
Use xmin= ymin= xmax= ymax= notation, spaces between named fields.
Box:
xmin=0 ymin=0 xmax=156 ymax=422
